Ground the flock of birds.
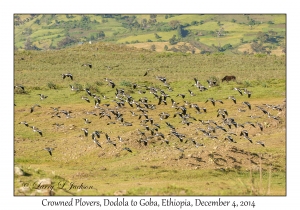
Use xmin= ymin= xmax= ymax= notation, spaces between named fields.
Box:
xmin=15 ymin=64 xmax=285 ymax=161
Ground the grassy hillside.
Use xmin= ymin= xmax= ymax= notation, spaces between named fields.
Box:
xmin=14 ymin=14 xmax=286 ymax=55
xmin=14 ymin=42 xmax=286 ymax=196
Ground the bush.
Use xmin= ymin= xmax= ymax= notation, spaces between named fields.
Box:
xmin=243 ymin=80 xmax=252 ymax=87
xmin=120 ymin=80 xmax=132 ymax=87
xmin=57 ymin=36 xmax=78 ymax=48
xmin=47 ymin=81 xmax=57 ymax=89
xmin=95 ymin=81 xmax=104 ymax=86
xmin=85 ymin=83 xmax=99 ymax=93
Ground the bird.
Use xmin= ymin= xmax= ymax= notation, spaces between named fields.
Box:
xmin=175 ymin=147 xmax=184 ymax=153
xmin=38 ymin=94 xmax=48 ymax=100
xmin=244 ymin=121 xmax=256 ymax=128
xmin=123 ymin=147 xmax=132 ymax=153
xmin=176 ymin=94 xmax=185 ymax=99
xmin=30 ymin=126 xmax=43 ymax=136
xmin=81 ymin=128 xmax=88 ymax=137
xmin=51 ymin=113 xmax=61 ymax=119
xmin=158 ymin=95 xmax=167 ymax=105
xmin=108 ymin=80 xmax=116 ymax=88
xmin=238 ymin=108 xmax=246 ymax=112
xmin=117 ymin=136 xmax=123 ymax=142
xmin=159 ymin=112 xmax=170 ymax=120
xmin=83 ymin=118 xmax=91 ymax=124
xmin=84 ymin=88 xmax=92 ymax=96
xmin=93 ymin=95 xmax=101 ymax=104
xmin=240 ymin=130 xmax=249 ymax=137
xmin=193 ymin=78 xmax=201 ymax=88
xmin=165 ymin=122 xmax=175 ymax=129
xmin=30 ymin=104 xmax=41 ymax=113
xmin=44 ymin=147 xmax=54 ymax=156
xmin=105 ymin=133 xmax=116 ymax=147
xmin=243 ymin=88 xmax=252 ymax=98
xmin=243 ymin=135 xmax=253 ymax=143
xmin=233 ymin=87 xmax=243 ymax=96
xmin=19 ymin=121 xmax=29 ymax=127
xmin=132 ymin=83 xmax=138 ymax=89
xmin=228 ymin=96 xmax=237 ymax=104
xmin=225 ymin=136 xmax=237 ymax=143
xmin=257 ymin=122 xmax=264 ymax=131
xmin=14 ymin=85 xmax=25 ymax=91
xmin=242 ymin=101 xmax=251 ymax=110
xmin=216 ymin=125 xmax=227 ymax=132
xmin=190 ymin=103 xmax=201 ymax=113
xmin=207 ymin=79 xmax=217 ymax=87
xmin=138 ymin=90 xmax=146 ymax=94
xmin=256 ymin=141 xmax=265 ymax=147
xmin=198 ymin=85 xmax=208 ymax=92
xmin=50 ymin=107 xmax=60 ymax=112
xmin=62 ymin=73 xmax=73 ymax=80
xmin=92 ymin=138 xmax=102 ymax=148
xmin=188 ymin=89 xmax=196 ymax=96
xmin=217 ymin=109 xmax=228 ymax=118
xmin=161 ymin=139 xmax=170 ymax=145
xmin=81 ymin=96 xmax=90 ymax=103
xmin=82 ymin=63 xmax=92 ymax=68
xmin=60 ymin=110 xmax=73 ymax=118
xmin=92 ymin=131 xmax=101 ymax=139
xmin=69 ymin=85 xmax=80 ymax=91
xmin=205 ymin=98 xmax=215 ymax=106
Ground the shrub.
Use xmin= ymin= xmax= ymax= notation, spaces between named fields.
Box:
xmin=243 ymin=81 xmax=252 ymax=87
xmin=85 ymin=83 xmax=99 ymax=93
xmin=120 ymin=80 xmax=132 ymax=87
xmin=95 ymin=81 xmax=104 ymax=86
xmin=47 ymin=81 xmax=57 ymax=89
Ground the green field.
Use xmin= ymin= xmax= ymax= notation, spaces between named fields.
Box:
xmin=14 ymin=14 xmax=286 ymax=56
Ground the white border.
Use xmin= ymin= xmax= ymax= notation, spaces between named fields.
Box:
xmin=2 ymin=1 xmax=296 ymax=209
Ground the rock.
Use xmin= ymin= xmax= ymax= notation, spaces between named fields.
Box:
xmin=34 ymin=189 xmax=55 ymax=196
xmin=18 ymin=186 xmax=30 ymax=194
xmin=114 ymin=190 xmax=127 ymax=196
xmin=14 ymin=166 xmax=24 ymax=176
xmin=37 ymin=178 xmax=52 ymax=186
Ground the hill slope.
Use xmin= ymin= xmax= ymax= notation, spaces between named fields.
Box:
xmin=14 ymin=14 xmax=286 ymax=55
xmin=14 ymin=42 xmax=286 ymax=195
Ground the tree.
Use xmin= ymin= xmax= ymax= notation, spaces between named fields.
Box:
xmin=169 ymin=35 xmax=178 ymax=45
xmin=97 ymin=31 xmax=105 ymax=39
xmin=23 ymin=28 xmax=32 ymax=36
xmin=257 ymin=32 xmax=269 ymax=43
xmin=141 ymin=19 xmax=147 ymax=28
xmin=191 ymin=21 xmax=199 ymax=26
xmin=34 ymin=19 xmax=40 ymax=25
xmin=169 ymin=20 xmax=180 ymax=29
xmin=154 ymin=33 xmax=161 ymax=39
xmin=90 ymin=34 xmax=95 ymax=41
xmin=57 ymin=36 xmax=78 ymax=48
xmin=24 ymin=38 xmax=33 ymax=50
xmin=150 ymin=14 xmax=157 ymax=19
xmin=251 ymin=41 xmax=266 ymax=53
